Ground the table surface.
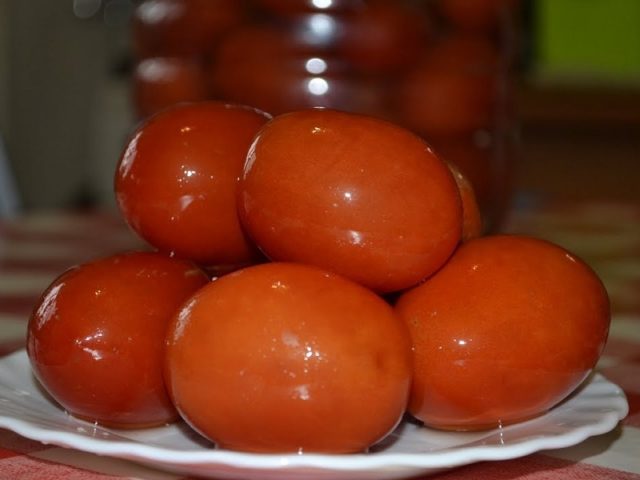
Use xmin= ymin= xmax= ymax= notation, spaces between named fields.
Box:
xmin=0 ymin=198 xmax=638 ymax=479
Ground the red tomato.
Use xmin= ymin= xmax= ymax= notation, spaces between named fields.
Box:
xmin=27 ymin=252 xmax=209 ymax=428
xmin=132 ymin=0 xmax=247 ymax=58
xmin=210 ymin=25 xmax=386 ymax=116
xmin=238 ymin=109 xmax=462 ymax=293
xmin=395 ymin=235 xmax=610 ymax=430
xmin=338 ymin=1 xmax=430 ymax=74
xmin=394 ymin=32 xmax=502 ymax=137
xmin=211 ymin=54 xmax=383 ymax=116
xmin=435 ymin=0 xmax=519 ymax=32
xmin=165 ymin=262 xmax=412 ymax=453
xmin=132 ymin=57 xmax=209 ymax=119
xmin=431 ymin=133 xmax=514 ymax=233
xmin=212 ymin=25 xmax=320 ymax=64
xmin=210 ymin=17 xmax=344 ymax=68
xmin=208 ymin=26 xmax=324 ymax=113
xmin=396 ymin=65 xmax=497 ymax=136
xmin=115 ymin=102 xmax=270 ymax=270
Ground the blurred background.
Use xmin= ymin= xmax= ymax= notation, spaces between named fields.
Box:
xmin=0 ymin=0 xmax=638 ymax=221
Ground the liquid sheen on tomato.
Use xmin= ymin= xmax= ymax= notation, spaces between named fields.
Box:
xmin=115 ymin=102 xmax=270 ymax=270
xmin=238 ymin=108 xmax=463 ymax=292
xmin=165 ymin=262 xmax=413 ymax=453
xmin=396 ymin=235 xmax=610 ymax=430
xmin=27 ymin=251 xmax=209 ymax=428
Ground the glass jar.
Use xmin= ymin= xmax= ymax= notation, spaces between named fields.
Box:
xmin=129 ymin=0 xmax=521 ymax=231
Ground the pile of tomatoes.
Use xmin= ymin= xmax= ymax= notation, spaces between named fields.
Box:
xmin=130 ymin=0 xmax=521 ymax=232
xmin=27 ymin=103 xmax=610 ymax=454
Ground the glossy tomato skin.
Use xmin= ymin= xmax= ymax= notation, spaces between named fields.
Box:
xmin=27 ymin=252 xmax=209 ymax=428
xmin=165 ymin=262 xmax=413 ymax=453
xmin=115 ymin=102 xmax=270 ymax=269
xmin=239 ymin=109 xmax=462 ymax=293
xmin=395 ymin=235 xmax=610 ymax=430
xmin=446 ymin=161 xmax=482 ymax=241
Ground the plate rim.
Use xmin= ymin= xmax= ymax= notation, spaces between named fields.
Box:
xmin=0 ymin=349 xmax=629 ymax=473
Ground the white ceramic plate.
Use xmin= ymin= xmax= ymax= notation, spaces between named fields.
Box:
xmin=0 ymin=350 xmax=628 ymax=480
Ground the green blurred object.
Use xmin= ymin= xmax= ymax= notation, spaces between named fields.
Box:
xmin=534 ymin=0 xmax=640 ymax=85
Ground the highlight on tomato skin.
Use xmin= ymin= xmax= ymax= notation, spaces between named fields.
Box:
xmin=115 ymin=101 xmax=270 ymax=271
xmin=165 ymin=262 xmax=413 ymax=453
xmin=26 ymin=251 xmax=210 ymax=429
xmin=131 ymin=0 xmax=248 ymax=59
xmin=445 ymin=161 xmax=483 ymax=240
xmin=238 ymin=108 xmax=463 ymax=293
xmin=132 ymin=57 xmax=210 ymax=119
xmin=395 ymin=234 xmax=610 ymax=431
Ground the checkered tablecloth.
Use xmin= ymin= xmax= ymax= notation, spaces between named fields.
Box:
xmin=0 ymin=201 xmax=638 ymax=479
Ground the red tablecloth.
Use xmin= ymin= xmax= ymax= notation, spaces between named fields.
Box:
xmin=0 ymin=201 xmax=638 ymax=479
